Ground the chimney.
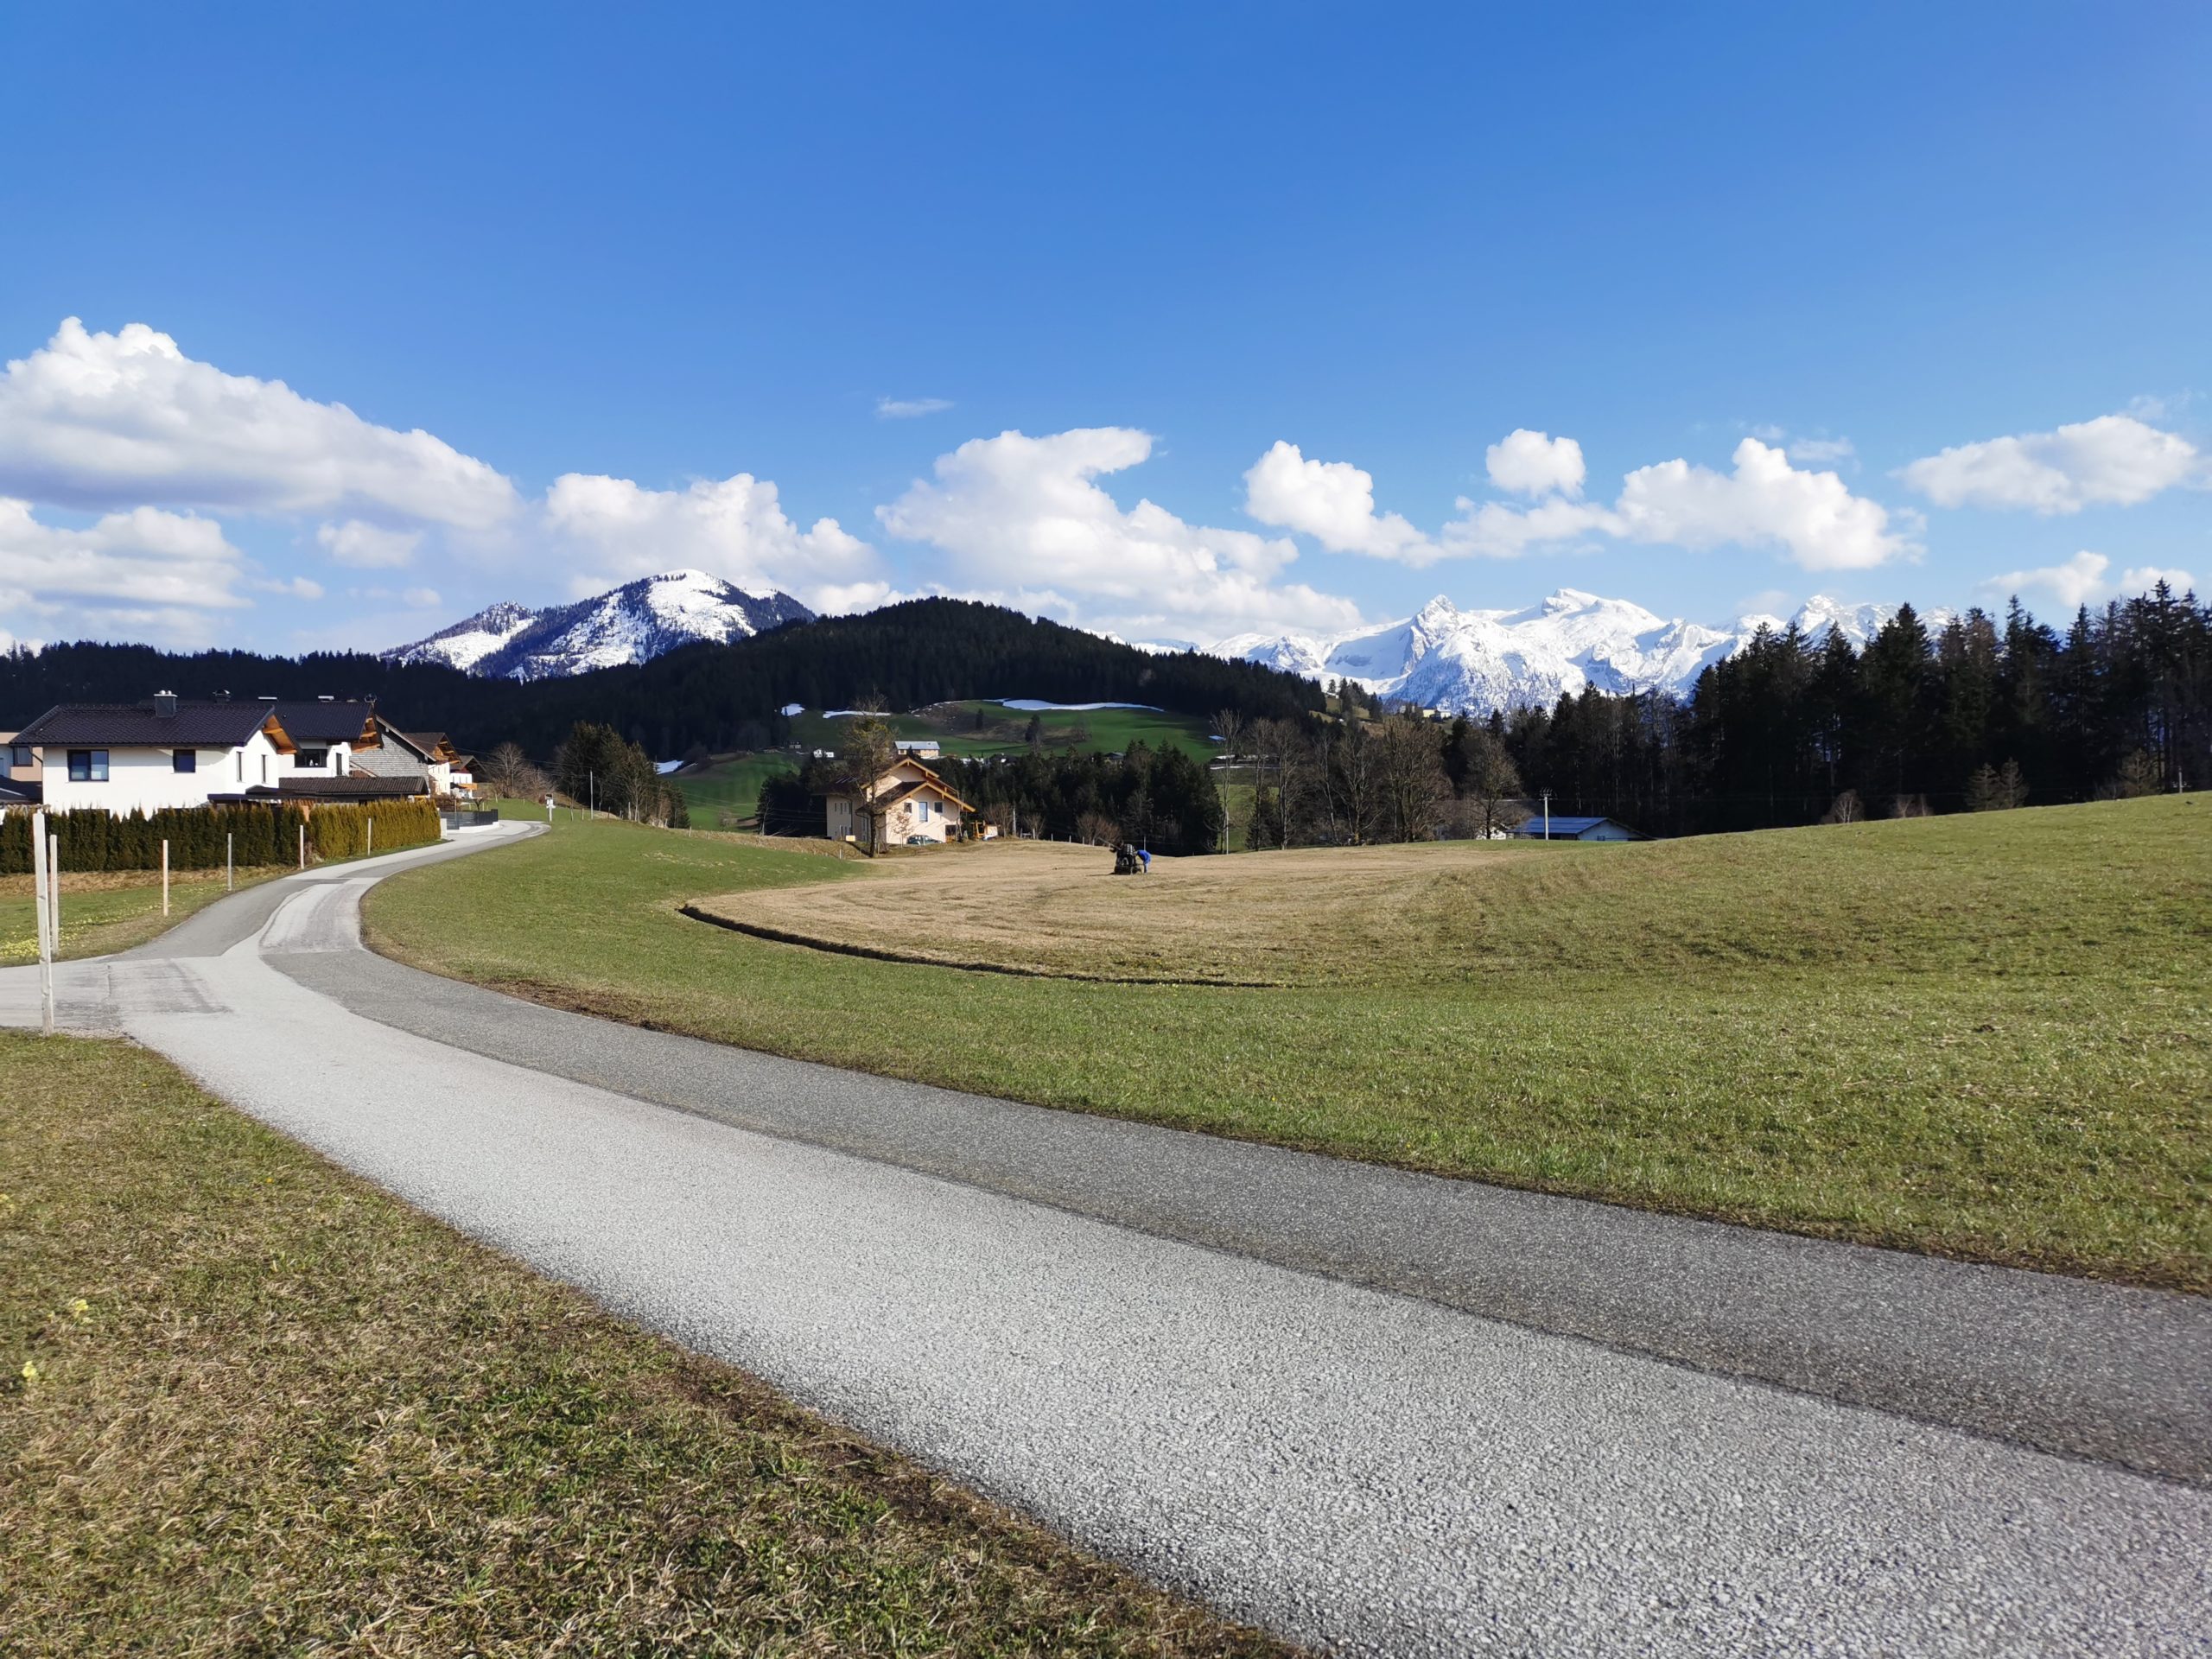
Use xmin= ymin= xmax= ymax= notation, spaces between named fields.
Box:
xmin=153 ymin=690 xmax=178 ymax=718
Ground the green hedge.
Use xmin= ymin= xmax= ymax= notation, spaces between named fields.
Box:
xmin=0 ymin=801 xmax=442 ymax=875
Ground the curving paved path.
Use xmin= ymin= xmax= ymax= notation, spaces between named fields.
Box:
xmin=4 ymin=825 xmax=2209 ymax=1656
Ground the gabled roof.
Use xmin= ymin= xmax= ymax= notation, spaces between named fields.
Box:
xmin=269 ymin=699 xmax=380 ymax=746
xmin=368 ymin=717 xmax=438 ymax=761
xmin=869 ymin=773 xmax=976 ymax=815
xmin=14 ymin=699 xmax=291 ymax=751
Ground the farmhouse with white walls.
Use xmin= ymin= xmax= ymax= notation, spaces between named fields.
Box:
xmin=10 ymin=693 xmax=444 ymax=813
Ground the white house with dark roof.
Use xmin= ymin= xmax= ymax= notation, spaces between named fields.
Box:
xmin=12 ymin=693 xmax=441 ymax=813
xmin=14 ymin=693 xmax=301 ymax=813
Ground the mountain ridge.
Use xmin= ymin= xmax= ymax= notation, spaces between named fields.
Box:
xmin=385 ymin=569 xmax=814 ymax=681
xmin=1205 ymin=588 xmax=1951 ymax=714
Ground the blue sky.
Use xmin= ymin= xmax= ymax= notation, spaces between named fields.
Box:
xmin=1 ymin=2 xmax=2206 ymax=655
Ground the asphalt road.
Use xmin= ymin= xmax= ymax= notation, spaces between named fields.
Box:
xmin=5 ymin=825 xmax=2209 ymax=1656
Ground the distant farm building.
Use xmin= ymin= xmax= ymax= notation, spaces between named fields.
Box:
xmin=1512 ymin=814 xmax=1647 ymax=842
xmin=824 ymin=756 xmax=974 ymax=847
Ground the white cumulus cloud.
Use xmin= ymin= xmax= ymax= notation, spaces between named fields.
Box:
xmin=1980 ymin=550 xmax=2198 ymax=610
xmin=1251 ymin=433 xmax=1913 ymax=572
xmin=1243 ymin=441 xmax=1433 ymax=560
xmin=0 ymin=318 xmax=519 ymax=529
xmin=1899 ymin=413 xmax=2202 ymax=514
xmin=316 ymin=518 xmax=422 ymax=569
xmin=1484 ymin=429 xmax=1586 ymax=498
xmin=0 ymin=497 xmax=256 ymax=645
xmin=0 ymin=497 xmax=248 ymax=609
xmin=880 ymin=428 xmax=1364 ymax=640
xmin=1613 ymin=438 xmax=1916 ymax=571
xmin=543 ymin=470 xmax=876 ymax=607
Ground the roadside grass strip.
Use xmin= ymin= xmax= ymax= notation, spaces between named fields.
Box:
xmin=0 ymin=865 xmax=291 ymax=963
xmin=364 ymin=798 xmax=2212 ymax=1291
xmin=0 ymin=1032 xmax=1294 ymax=1658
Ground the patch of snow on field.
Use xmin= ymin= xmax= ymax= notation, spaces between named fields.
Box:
xmin=779 ymin=702 xmax=805 ymax=716
xmin=998 ymin=699 xmax=1163 ymax=712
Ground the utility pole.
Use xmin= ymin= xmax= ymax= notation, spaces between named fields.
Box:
xmin=1541 ymin=791 xmax=1551 ymax=840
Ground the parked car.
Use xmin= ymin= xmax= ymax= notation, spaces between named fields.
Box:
xmin=905 ymin=834 xmax=933 ymax=847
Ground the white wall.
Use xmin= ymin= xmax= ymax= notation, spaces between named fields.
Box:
xmin=37 ymin=728 xmax=287 ymax=813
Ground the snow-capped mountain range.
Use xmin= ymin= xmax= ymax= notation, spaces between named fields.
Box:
xmin=385 ymin=569 xmax=813 ymax=680
xmin=385 ymin=569 xmax=1937 ymax=713
xmin=1206 ymin=588 xmax=1946 ymax=715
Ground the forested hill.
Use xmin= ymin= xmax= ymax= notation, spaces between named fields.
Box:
xmin=0 ymin=599 xmax=1322 ymax=758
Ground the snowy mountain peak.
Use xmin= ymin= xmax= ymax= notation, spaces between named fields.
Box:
xmin=1206 ymin=588 xmax=1945 ymax=715
xmin=385 ymin=570 xmax=814 ymax=681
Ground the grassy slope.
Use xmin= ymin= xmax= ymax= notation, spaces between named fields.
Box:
xmin=0 ymin=1032 xmax=1288 ymax=1658
xmin=0 ymin=867 xmax=289 ymax=963
xmin=364 ymin=799 xmax=2212 ymax=1291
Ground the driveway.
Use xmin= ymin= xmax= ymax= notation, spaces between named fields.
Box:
xmin=5 ymin=823 xmax=2209 ymax=1656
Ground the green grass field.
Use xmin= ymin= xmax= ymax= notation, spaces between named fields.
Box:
xmin=0 ymin=1031 xmax=1287 ymax=1657
xmin=364 ymin=798 xmax=2212 ymax=1291
xmin=669 ymin=752 xmax=801 ymax=822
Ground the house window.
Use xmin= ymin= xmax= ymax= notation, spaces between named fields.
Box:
xmin=298 ymin=747 xmax=328 ymax=768
xmin=67 ymin=749 xmax=110 ymax=782
xmin=918 ymin=799 xmax=931 ymax=822
xmin=173 ymin=749 xmax=197 ymax=773
xmin=8 ymin=744 xmax=29 ymax=767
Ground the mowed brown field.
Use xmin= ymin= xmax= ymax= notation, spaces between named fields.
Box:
xmin=693 ymin=840 xmax=1523 ymax=984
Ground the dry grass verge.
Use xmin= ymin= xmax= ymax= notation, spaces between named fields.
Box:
xmin=0 ymin=1031 xmax=1295 ymax=1658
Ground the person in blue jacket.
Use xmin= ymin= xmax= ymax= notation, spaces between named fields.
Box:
xmin=1137 ymin=846 xmax=1151 ymax=874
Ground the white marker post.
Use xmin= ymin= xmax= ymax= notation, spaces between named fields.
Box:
xmin=161 ymin=837 xmax=170 ymax=916
xmin=47 ymin=832 xmax=60 ymax=957
xmin=366 ymin=817 xmax=374 ymax=858
xmin=226 ymin=831 xmax=234 ymax=892
xmin=30 ymin=810 xmax=54 ymax=1036
xmin=298 ymin=823 xmax=306 ymax=871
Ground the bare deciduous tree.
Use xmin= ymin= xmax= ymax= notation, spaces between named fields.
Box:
xmin=830 ymin=701 xmax=899 ymax=855
xmin=1375 ymin=714 xmax=1452 ymax=842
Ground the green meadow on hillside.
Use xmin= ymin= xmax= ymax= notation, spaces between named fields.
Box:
xmin=365 ymin=796 xmax=2212 ymax=1290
